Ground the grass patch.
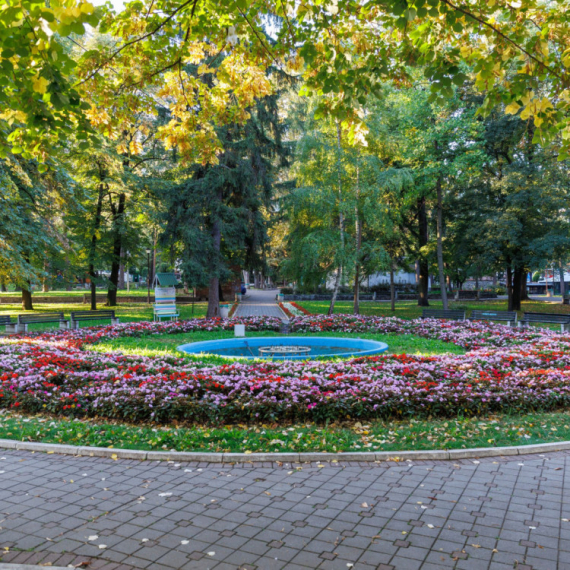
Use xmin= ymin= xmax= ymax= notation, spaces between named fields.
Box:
xmin=298 ymin=299 xmax=570 ymax=320
xmin=2 ymin=411 xmax=570 ymax=452
xmin=88 ymin=329 xmax=465 ymax=360
xmin=0 ymin=301 xmax=208 ymax=325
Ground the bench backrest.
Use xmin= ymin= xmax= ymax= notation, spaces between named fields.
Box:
xmin=0 ymin=315 xmax=13 ymax=325
xmin=154 ymin=304 xmax=178 ymax=312
xmin=471 ymin=310 xmax=517 ymax=321
xmin=71 ymin=310 xmax=116 ymax=319
xmin=422 ymin=309 xmax=465 ymax=320
xmin=17 ymin=312 xmax=65 ymax=324
xmin=523 ymin=312 xmax=570 ymax=323
xmin=155 ymin=296 xmax=176 ymax=304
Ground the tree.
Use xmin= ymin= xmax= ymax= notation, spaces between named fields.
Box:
xmin=160 ymin=83 xmax=289 ymax=317
xmin=0 ymin=156 xmax=76 ymax=308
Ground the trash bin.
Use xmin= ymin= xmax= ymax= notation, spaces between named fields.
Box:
xmin=219 ymin=304 xmax=230 ymax=318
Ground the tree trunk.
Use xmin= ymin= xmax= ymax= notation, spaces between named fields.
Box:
xmin=0 ymin=282 xmax=6 ymax=293
xmin=118 ymin=247 xmax=125 ymax=289
xmin=107 ymin=192 xmax=126 ymax=307
xmin=417 ymin=196 xmax=429 ymax=306
xmin=390 ymin=257 xmax=396 ymax=312
xmin=511 ymin=266 xmax=524 ymax=311
xmin=506 ymin=265 xmax=514 ymax=311
xmin=22 ymin=285 xmax=33 ymax=310
xmin=328 ymin=121 xmax=345 ymax=316
xmin=206 ymin=192 xmax=223 ymax=318
xmin=329 ymin=267 xmax=342 ymax=315
xmin=520 ymin=271 xmax=529 ymax=301
xmin=207 ymin=276 xmax=220 ymax=317
xmin=353 ymin=163 xmax=361 ymax=315
xmin=89 ymin=182 xmax=105 ymax=311
xmin=475 ymin=275 xmax=480 ymax=300
xmin=435 ymin=177 xmax=448 ymax=310
xmin=560 ymin=261 xmax=566 ymax=302
xmin=42 ymin=259 xmax=49 ymax=293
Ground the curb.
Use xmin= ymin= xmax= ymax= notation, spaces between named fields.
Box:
xmin=2 ymin=438 xmax=570 ymax=462
xmin=0 ymin=565 xmax=70 ymax=570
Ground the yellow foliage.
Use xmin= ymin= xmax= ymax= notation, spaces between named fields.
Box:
xmin=32 ymin=75 xmax=49 ymax=94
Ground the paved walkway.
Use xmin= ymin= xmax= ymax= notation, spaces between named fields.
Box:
xmin=235 ymin=288 xmax=287 ymax=320
xmin=0 ymin=450 xmax=569 ymax=570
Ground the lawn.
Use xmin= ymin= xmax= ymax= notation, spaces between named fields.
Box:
xmin=88 ymin=329 xmax=466 ymax=360
xmin=0 ymin=300 xmax=209 ymax=328
xmin=1 ymin=410 xmax=569 ymax=453
xmin=298 ymin=299 xmax=570 ymax=319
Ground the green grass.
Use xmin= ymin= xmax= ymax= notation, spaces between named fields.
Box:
xmin=88 ymin=329 xmax=465 ymax=360
xmin=299 ymin=299 xmax=570 ymax=320
xmin=0 ymin=288 xmax=153 ymax=297
xmin=2 ymin=410 xmax=570 ymax=452
xmin=0 ymin=300 xmax=209 ymax=327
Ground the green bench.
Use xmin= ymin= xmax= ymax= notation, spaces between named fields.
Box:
xmin=421 ymin=309 xmax=466 ymax=321
xmin=519 ymin=312 xmax=570 ymax=332
xmin=468 ymin=310 xmax=518 ymax=326
xmin=70 ymin=310 xmax=119 ymax=329
xmin=14 ymin=312 xmax=69 ymax=333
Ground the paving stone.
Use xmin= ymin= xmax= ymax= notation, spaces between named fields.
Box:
xmin=2 ymin=449 xmax=570 ymax=570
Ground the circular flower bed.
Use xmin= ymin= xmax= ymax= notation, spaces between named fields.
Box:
xmin=0 ymin=315 xmax=569 ymax=424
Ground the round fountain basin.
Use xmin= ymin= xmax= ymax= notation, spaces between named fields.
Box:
xmin=177 ymin=336 xmax=389 ymax=360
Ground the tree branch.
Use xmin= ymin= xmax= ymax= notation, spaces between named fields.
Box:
xmin=440 ymin=0 xmax=566 ymax=84
xmin=76 ymin=0 xmax=198 ymax=87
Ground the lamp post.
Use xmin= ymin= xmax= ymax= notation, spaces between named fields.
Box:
xmin=146 ymin=248 xmax=151 ymax=304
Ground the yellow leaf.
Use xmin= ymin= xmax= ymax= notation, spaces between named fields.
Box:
xmin=80 ymin=2 xmax=95 ymax=14
xmin=504 ymin=102 xmax=520 ymax=115
xmin=539 ymin=97 xmax=553 ymax=112
xmin=129 ymin=141 xmax=143 ymax=155
xmin=32 ymin=76 xmax=49 ymax=94
xmin=111 ymin=453 xmax=118 ymax=460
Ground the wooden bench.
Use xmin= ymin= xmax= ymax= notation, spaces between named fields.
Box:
xmin=70 ymin=310 xmax=119 ymax=329
xmin=12 ymin=312 xmax=69 ymax=333
xmin=468 ymin=310 xmax=518 ymax=326
xmin=153 ymin=303 xmax=179 ymax=321
xmin=421 ymin=309 xmax=466 ymax=321
xmin=519 ymin=312 xmax=570 ymax=332
xmin=1 ymin=315 xmax=16 ymax=333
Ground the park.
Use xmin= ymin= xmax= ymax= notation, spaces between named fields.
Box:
xmin=1 ymin=0 xmax=570 ymax=569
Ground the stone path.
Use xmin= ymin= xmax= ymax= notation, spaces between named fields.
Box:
xmin=0 ymin=450 xmax=569 ymax=570
xmin=235 ymin=288 xmax=287 ymax=320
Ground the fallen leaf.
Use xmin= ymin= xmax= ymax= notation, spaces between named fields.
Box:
xmin=98 ymin=545 xmax=107 ymax=549
xmin=361 ymin=502 xmax=368 ymax=508
xmin=111 ymin=454 xmax=118 ymax=460
xmin=87 ymin=535 xmax=98 ymax=541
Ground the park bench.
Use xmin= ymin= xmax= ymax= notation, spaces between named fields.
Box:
xmin=468 ymin=310 xmax=518 ymax=326
xmin=1 ymin=315 xmax=16 ymax=333
xmin=70 ymin=310 xmax=119 ymax=329
xmin=13 ymin=312 xmax=69 ymax=333
xmin=153 ymin=303 xmax=179 ymax=321
xmin=518 ymin=312 xmax=570 ymax=332
xmin=421 ymin=309 xmax=466 ymax=321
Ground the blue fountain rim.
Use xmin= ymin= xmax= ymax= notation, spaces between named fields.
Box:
xmin=177 ymin=336 xmax=389 ymax=360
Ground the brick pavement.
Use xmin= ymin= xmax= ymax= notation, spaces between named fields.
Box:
xmin=235 ymin=289 xmax=287 ymax=320
xmin=1 ymin=450 xmax=569 ymax=569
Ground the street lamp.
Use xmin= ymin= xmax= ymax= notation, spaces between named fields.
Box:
xmin=146 ymin=248 xmax=151 ymax=304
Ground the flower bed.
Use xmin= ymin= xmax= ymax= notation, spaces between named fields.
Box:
xmin=1 ymin=315 xmax=570 ymax=425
